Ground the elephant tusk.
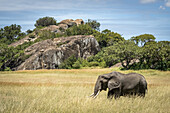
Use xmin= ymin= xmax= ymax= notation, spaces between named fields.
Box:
xmin=89 ymin=93 xmax=94 ymax=97
xmin=93 ymin=91 xmax=100 ymax=99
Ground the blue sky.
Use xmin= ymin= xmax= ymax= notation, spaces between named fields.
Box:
xmin=0 ymin=0 xmax=170 ymax=41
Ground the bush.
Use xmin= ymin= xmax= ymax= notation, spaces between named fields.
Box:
xmin=86 ymin=19 xmax=100 ymax=31
xmin=4 ymin=67 xmax=11 ymax=71
xmin=93 ymin=29 xmax=125 ymax=48
xmin=59 ymin=55 xmax=77 ymax=69
xmin=88 ymin=62 xmax=100 ymax=67
xmin=72 ymin=58 xmax=89 ymax=69
xmin=29 ymin=34 xmax=35 ymax=39
xmin=65 ymin=24 xmax=94 ymax=36
xmin=99 ymin=61 xmax=107 ymax=68
xmin=34 ymin=30 xmax=56 ymax=42
xmin=72 ymin=60 xmax=81 ymax=69
xmin=26 ymin=29 xmax=33 ymax=34
xmin=35 ymin=17 xmax=57 ymax=27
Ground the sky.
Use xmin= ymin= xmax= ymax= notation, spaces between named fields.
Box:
xmin=0 ymin=0 xmax=170 ymax=41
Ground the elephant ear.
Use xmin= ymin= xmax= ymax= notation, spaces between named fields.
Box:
xmin=108 ymin=77 xmax=120 ymax=91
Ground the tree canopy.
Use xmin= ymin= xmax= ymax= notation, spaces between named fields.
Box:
xmin=86 ymin=19 xmax=100 ymax=31
xmin=130 ymin=34 xmax=156 ymax=46
xmin=35 ymin=17 xmax=57 ymax=27
xmin=93 ymin=29 xmax=125 ymax=48
xmin=0 ymin=24 xmax=25 ymax=44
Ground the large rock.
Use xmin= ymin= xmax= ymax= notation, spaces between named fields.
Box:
xmin=59 ymin=19 xmax=84 ymax=27
xmin=74 ymin=19 xmax=84 ymax=25
xmin=17 ymin=35 xmax=100 ymax=70
xmin=41 ymin=25 xmax=60 ymax=33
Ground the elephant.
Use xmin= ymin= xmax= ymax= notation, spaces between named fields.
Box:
xmin=90 ymin=71 xmax=147 ymax=99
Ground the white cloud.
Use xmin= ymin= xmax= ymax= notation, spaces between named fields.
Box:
xmin=140 ymin=0 xmax=156 ymax=4
xmin=165 ymin=0 xmax=170 ymax=7
xmin=159 ymin=5 xmax=166 ymax=10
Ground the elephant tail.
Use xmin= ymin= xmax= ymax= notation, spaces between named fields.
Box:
xmin=145 ymin=86 xmax=148 ymax=94
xmin=145 ymin=83 xmax=148 ymax=93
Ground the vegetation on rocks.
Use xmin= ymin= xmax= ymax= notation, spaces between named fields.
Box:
xmin=0 ymin=17 xmax=169 ymax=71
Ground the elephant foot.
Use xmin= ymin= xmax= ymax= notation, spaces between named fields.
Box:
xmin=107 ymin=91 xmax=114 ymax=100
xmin=114 ymin=94 xmax=120 ymax=99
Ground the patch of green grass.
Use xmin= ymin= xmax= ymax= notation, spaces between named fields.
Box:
xmin=0 ymin=68 xmax=170 ymax=113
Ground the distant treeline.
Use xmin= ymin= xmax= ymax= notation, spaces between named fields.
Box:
xmin=0 ymin=17 xmax=169 ymax=71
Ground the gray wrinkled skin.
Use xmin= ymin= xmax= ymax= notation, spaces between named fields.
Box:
xmin=90 ymin=71 xmax=147 ymax=99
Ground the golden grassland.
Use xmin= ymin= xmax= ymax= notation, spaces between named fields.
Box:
xmin=0 ymin=68 xmax=170 ymax=113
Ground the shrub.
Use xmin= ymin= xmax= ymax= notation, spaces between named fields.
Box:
xmin=29 ymin=34 xmax=35 ymax=39
xmin=59 ymin=55 xmax=77 ymax=69
xmin=26 ymin=29 xmax=33 ymax=34
xmin=72 ymin=60 xmax=81 ymax=69
xmin=88 ymin=62 xmax=100 ymax=67
xmin=65 ymin=24 xmax=94 ymax=36
xmin=35 ymin=17 xmax=57 ymax=27
xmin=4 ymin=67 xmax=11 ymax=71
xmin=72 ymin=58 xmax=89 ymax=69
xmin=86 ymin=19 xmax=100 ymax=31
xmin=34 ymin=30 xmax=55 ymax=42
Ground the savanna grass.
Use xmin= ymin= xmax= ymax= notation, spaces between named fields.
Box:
xmin=0 ymin=68 xmax=170 ymax=113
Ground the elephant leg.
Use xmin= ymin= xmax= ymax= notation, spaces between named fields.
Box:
xmin=114 ymin=89 xmax=120 ymax=99
xmin=107 ymin=90 xmax=114 ymax=99
xmin=139 ymin=86 xmax=146 ymax=97
xmin=139 ymin=90 xmax=145 ymax=97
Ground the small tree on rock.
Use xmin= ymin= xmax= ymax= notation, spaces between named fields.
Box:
xmin=86 ymin=19 xmax=100 ymax=31
xmin=35 ymin=17 xmax=57 ymax=27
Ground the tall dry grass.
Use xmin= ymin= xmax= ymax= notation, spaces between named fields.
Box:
xmin=0 ymin=68 xmax=170 ymax=113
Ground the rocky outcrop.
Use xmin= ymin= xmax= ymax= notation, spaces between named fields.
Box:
xmin=9 ymin=19 xmax=84 ymax=47
xmin=59 ymin=19 xmax=84 ymax=27
xmin=41 ymin=25 xmax=61 ymax=33
xmin=42 ymin=19 xmax=84 ymax=34
xmin=17 ymin=35 xmax=100 ymax=70
xmin=74 ymin=19 xmax=84 ymax=25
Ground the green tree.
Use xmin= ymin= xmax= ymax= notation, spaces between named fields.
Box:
xmin=0 ymin=28 xmax=3 ymax=39
xmin=86 ymin=19 xmax=100 ymax=31
xmin=141 ymin=41 xmax=170 ymax=70
xmin=26 ymin=29 xmax=33 ymax=34
xmin=0 ymin=44 xmax=19 ymax=70
xmin=3 ymin=24 xmax=21 ymax=41
xmin=102 ymin=29 xmax=111 ymax=34
xmin=88 ymin=40 xmax=139 ymax=69
xmin=93 ymin=29 xmax=125 ymax=48
xmin=35 ymin=17 xmax=57 ymax=27
xmin=113 ymin=41 xmax=140 ymax=69
xmin=0 ymin=42 xmax=32 ymax=71
xmin=130 ymin=34 xmax=156 ymax=46
xmin=65 ymin=24 xmax=94 ymax=36
xmin=0 ymin=24 xmax=24 ymax=44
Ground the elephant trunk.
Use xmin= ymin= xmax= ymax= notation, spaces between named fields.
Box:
xmin=90 ymin=77 xmax=101 ymax=98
